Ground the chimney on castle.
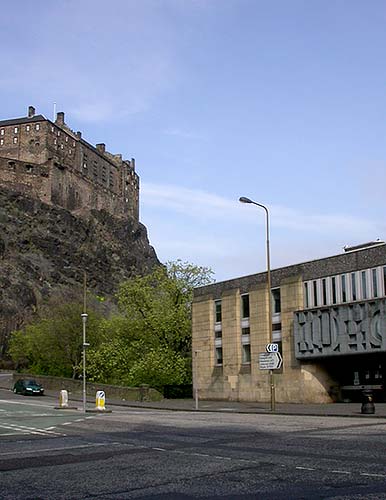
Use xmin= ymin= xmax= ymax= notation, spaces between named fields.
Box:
xmin=55 ymin=112 xmax=65 ymax=126
xmin=28 ymin=106 xmax=35 ymax=118
xmin=96 ymin=143 xmax=105 ymax=154
xmin=76 ymin=131 xmax=82 ymax=139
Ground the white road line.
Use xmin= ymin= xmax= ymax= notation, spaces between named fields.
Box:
xmin=296 ymin=466 xmax=316 ymax=471
xmin=152 ymin=447 xmax=167 ymax=451
xmin=0 ymin=442 xmax=118 ymax=457
xmin=330 ymin=470 xmax=351 ymax=475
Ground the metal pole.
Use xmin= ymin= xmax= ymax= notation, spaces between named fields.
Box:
xmin=82 ymin=272 xmax=88 ymax=413
xmin=81 ymin=313 xmax=88 ymax=413
xmin=239 ymin=197 xmax=275 ymax=411
xmin=194 ymin=350 xmax=201 ymax=410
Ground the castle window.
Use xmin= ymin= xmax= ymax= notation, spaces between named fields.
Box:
xmin=26 ymin=165 xmax=33 ymax=173
xmin=35 ymin=124 xmax=40 ymax=131
xmin=54 ymin=139 xmax=57 ymax=145
xmin=0 ymin=139 xmax=3 ymax=146
xmin=0 ymin=129 xmax=4 ymax=135
xmin=14 ymin=127 xmax=18 ymax=133
xmin=57 ymin=130 xmax=60 ymax=136
xmin=61 ymin=144 xmax=64 ymax=149
xmin=83 ymin=162 xmax=87 ymax=169
xmin=65 ymin=136 xmax=68 ymax=142
xmin=26 ymin=125 xmax=30 ymax=132
xmin=69 ymin=149 xmax=72 ymax=155
xmin=51 ymin=126 xmax=54 ymax=132
xmin=73 ymin=141 xmax=75 ymax=147
xmin=13 ymin=137 xmax=18 ymax=144
xmin=8 ymin=161 xmax=15 ymax=168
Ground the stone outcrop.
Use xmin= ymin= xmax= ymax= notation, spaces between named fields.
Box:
xmin=0 ymin=187 xmax=159 ymax=357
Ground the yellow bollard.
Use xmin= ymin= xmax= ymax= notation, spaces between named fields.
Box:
xmin=95 ymin=390 xmax=106 ymax=411
xmin=59 ymin=389 xmax=69 ymax=408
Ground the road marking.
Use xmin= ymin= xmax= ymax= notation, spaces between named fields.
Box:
xmin=330 ymin=470 xmax=351 ymax=474
xmin=152 ymin=447 xmax=167 ymax=451
xmin=0 ymin=423 xmax=65 ymax=436
xmin=296 ymin=466 xmax=315 ymax=471
xmin=0 ymin=442 xmax=118 ymax=457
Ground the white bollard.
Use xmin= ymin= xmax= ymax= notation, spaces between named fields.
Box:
xmin=95 ymin=390 xmax=106 ymax=411
xmin=59 ymin=389 xmax=69 ymax=408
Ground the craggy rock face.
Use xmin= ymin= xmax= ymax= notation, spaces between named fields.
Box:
xmin=0 ymin=187 xmax=160 ymax=357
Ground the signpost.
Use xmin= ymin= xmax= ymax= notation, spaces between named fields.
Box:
xmin=259 ymin=351 xmax=282 ymax=370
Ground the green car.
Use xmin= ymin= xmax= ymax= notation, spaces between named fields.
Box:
xmin=13 ymin=379 xmax=44 ymax=396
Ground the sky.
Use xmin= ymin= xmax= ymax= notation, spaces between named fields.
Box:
xmin=1 ymin=0 xmax=386 ymax=282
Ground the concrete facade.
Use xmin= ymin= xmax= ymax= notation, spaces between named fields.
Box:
xmin=0 ymin=106 xmax=139 ymax=221
xmin=192 ymin=242 xmax=386 ymax=404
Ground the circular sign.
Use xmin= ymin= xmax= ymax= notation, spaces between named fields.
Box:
xmin=266 ymin=343 xmax=279 ymax=353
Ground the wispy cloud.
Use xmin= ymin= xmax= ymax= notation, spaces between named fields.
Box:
xmin=141 ymin=182 xmax=383 ymax=237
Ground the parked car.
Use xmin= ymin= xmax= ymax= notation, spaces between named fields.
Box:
xmin=13 ymin=379 xmax=44 ymax=396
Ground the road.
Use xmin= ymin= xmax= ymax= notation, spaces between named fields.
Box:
xmin=1 ymin=388 xmax=386 ymax=499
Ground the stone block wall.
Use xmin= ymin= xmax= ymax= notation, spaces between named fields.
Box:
xmin=192 ymin=277 xmax=335 ymax=404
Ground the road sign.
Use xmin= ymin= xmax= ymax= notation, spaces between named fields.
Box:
xmin=259 ymin=352 xmax=282 ymax=370
xmin=266 ymin=343 xmax=279 ymax=353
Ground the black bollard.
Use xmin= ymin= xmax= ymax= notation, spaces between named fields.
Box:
xmin=361 ymin=389 xmax=375 ymax=414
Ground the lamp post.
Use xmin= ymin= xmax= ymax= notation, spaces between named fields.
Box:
xmin=239 ymin=196 xmax=275 ymax=411
xmin=81 ymin=312 xmax=88 ymax=413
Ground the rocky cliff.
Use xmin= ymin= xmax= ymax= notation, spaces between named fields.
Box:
xmin=0 ymin=187 xmax=159 ymax=357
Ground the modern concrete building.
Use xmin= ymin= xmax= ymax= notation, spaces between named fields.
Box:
xmin=192 ymin=241 xmax=386 ymax=403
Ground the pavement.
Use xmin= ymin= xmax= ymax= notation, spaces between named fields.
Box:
xmin=2 ymin=372 xmax=386 ymax=418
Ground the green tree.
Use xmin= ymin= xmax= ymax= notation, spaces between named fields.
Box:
xmin=8 ymin=302 xmax=103 ymax=378
xmin=86 ymin=261 xmax=214 ymax=387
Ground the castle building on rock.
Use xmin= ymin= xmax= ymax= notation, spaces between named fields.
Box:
xmin=0 ymin=106 xmax=139 ymax=221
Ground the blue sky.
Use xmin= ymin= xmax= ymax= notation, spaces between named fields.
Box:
xmin=1 ymin=1 xmax=386 ymax=281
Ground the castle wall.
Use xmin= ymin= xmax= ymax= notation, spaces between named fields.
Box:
xmin=0 ymin=108 xmax=139 ymax=221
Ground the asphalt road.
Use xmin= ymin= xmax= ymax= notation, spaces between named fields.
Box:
xmin=1 ymin=388 xmax=386 ymax=499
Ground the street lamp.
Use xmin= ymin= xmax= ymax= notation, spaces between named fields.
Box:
xmin=81 ymin=312 xmax=89 ymax=413
xmin=239 ymin=196 xmax=275 ymax=411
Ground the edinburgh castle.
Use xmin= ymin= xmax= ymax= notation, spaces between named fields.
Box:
xmin=0 ymin=107 xmax=159 ymax=358
xmin=0 ymin=106 xmax=139 ymax=221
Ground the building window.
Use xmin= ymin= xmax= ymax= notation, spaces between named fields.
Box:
xmin=0 ymin=139 xmax=3 ymax=146
xmin=361 ymin=271 xmax=367 ymax=299
xmin=0 ymin=129 xmax=4 ymax=135
xmin=312 ymin=280 xmax=318 ymax=307
xmin=241 ymin=294 xmax=250 ymax=319
xmin=215 ymin=300 xmax=222 ymax=323
xmin=304 ymin=282 xmax=309 ymax=308
xmin=341 ymin=275 xmax=347 ymax=303
xmin=26 ymin=125 xmax=30 ymax=132
xmin=322 ymin=279 xmax=327 ymax=305
xmin=384 ymin=267 xmax=386 ymax=296
xmin=351 ymin=273 xmax=357 ymax=301
xmin=331 ymin=277 xmax=337 ymax=304
xmin=372 ymin=269 xmax=378 ymax=298
xmin=14 ymin=127 xmax=18 ymax=133
xmin=35 ymin=124 xmax=40 ymax=131
xmin=242 ymin=344 xmax=251 ymax=364
xmin=215 ymin=347 xmax=223 ymax=365
xmin=271 ymin=288 xmax=281 ymax=313
xmin=13 ymin=137 xmax=18 ymax=144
